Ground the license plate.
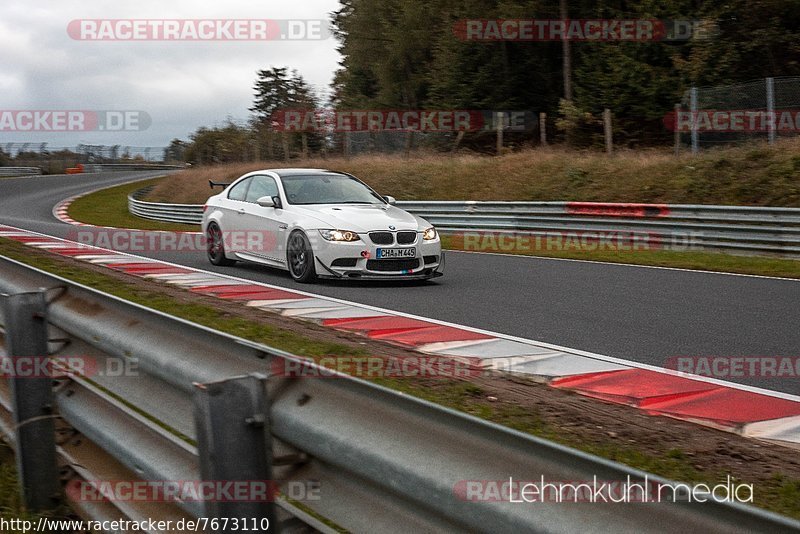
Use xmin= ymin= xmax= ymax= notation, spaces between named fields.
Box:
xmin=376 ymin=248 xmax=416 ymax=259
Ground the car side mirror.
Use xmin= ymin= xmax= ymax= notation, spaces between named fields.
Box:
xmin=383 ymin=195 xmax=397 ymax=205
xmin=256 ymin=196 xmax=275 ymax=208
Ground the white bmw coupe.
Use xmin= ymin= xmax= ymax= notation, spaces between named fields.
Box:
xmin=201 ymin=169 xmax=444 ymax=283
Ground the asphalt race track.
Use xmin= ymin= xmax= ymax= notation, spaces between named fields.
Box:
xmin=2 ymin=171 xmax=799 ymax=394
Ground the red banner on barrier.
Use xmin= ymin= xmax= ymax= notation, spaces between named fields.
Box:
xmin=565 ymin=202 xmax=670 ymax=218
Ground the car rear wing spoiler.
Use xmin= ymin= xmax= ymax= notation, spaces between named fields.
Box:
xmin=209 ymin=180 xmax=231 ymax=189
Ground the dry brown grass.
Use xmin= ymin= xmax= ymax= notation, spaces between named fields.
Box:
xmin=146 ymin=139 xmax=800 ymax=206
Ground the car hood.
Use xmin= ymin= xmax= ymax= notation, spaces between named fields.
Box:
xmin=294 ymin=204 xmax=427 ymax=232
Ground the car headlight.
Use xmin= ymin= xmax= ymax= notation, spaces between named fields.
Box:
xmin=319 ymin=229 xmax=361 ymax=242
xmin=422 ymin=227 xmax=437 ymax=240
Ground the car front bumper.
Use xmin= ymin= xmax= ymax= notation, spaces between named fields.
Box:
xmin=311 ymin=234 xmax=444 ymax=280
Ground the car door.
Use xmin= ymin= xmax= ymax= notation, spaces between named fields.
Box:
xmin=215 ymin=176 xmax=252 ymax=255
xmin=239 ymin=174 xmax=284 ymax=265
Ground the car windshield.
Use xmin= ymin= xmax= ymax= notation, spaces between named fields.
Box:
xmin=281 ymin=174 xmax=385 ymax=205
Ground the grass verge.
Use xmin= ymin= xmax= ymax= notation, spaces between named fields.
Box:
xmin=0 ymin=235 xmax=798 ymax=519
xmin=66 ymin=177 xmax=198 ymax=232
xmin=0 ymin=443 xmax=71 ymax=532
xmin=0 ymin=444 xmax=32 ymax=527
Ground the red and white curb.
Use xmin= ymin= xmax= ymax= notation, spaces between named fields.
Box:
xmin=53 ymin=193 xmax=91 ymax=226
xmin=2 ymin=222 xmax=800 ymax=449
xmin=52 ymin=181 xmax=201 ymax=233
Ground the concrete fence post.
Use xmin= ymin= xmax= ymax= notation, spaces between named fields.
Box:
xmin=496 ymin=111 xmax=505 ymax=156
xmin=603 ymin=108 xmax=613 ymax=154
xmin=539 ymin=112 xmax=547 ymax=146
xmin=766 ymin=77 xmax=776 ymax=145
xmin=690 ymin=87 xmax=699 ymax=154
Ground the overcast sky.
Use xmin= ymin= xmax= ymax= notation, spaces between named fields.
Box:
xmin=0 ymin=0 xmax=342 ymax=149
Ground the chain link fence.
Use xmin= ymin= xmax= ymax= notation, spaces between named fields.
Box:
xmin=335 ymin=131 xmax=466 ymax=156
xmin=677 ymin=76 xmax=800 ymax=151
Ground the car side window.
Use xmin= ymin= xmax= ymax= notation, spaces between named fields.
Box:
xmin=245 ymin=175 xmax=279 ymax=203
xmin=227 ymin=177 xmax=251 ymax=201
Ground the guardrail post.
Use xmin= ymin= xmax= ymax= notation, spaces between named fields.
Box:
xmin=193 ymin=373 xmax=276 ymax=532
xmin=1 ymin=290 xmax=60 ymax=511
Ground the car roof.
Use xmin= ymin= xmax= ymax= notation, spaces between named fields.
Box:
xmin=264 ymin=168 xmax=346 ymax=177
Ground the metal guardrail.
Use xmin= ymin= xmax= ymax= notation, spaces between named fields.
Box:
xmin=128 ymin=188 xmax=800 ymax=257
xmin=85 ymin=163 xmax=186 ymax=173
xmin=128 ymin=186 xmax=207 ymax=225
xmin=1 ymin=165 xmax=182 ymax=177
xmin=1 ymin=255 xmax=797 ymax=532
xmin=0 ymin=166 xmax=42 ymax=176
